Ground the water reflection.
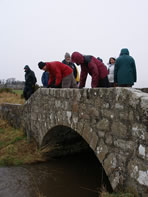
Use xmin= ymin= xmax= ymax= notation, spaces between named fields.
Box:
xmin=0 ymin=167 xmax=35 ymax=197
xmin=0 ymin=152 xmax=111 ymax=197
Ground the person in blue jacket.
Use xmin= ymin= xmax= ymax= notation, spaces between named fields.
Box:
xmin=41 ymin=71 xmax=49 ymax=87
xmin=114 ymin=48 xmax=137 ymax=87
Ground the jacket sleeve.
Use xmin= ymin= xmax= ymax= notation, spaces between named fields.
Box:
xmin=88 ymin=62 xmax=99 ymax=88
xmin=114 ymin=61 xmax=118 ymax=83
xmin=79 ymin=66 xmax=88 ymax=88
xmin=30 ymin=71 xmax=37 ymax=85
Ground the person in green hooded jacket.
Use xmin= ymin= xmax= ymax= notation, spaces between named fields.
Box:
xmin=114 ymin=48 xmax=137 ymax=87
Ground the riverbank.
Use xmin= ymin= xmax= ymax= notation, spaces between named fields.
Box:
xmin=0 ymin=88 xmax=45 ymax=166
xmin=0 ymin=118 xmax=46 ymax=166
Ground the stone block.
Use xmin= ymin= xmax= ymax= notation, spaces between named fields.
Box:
xmin=55 ymin=100 xmax=61 ymax=108
xmin=119 ymin=112 xmax=128 ymax=120
xmin=31 ymin=112 xmax=38 ymax=121
xmin=41 ymin=88 xmax=50 ymax=95
xmin=110 ymin=170 xmax=120 ymax=190
xmin=79 ymin=112 xmax=90 ymax=120
xmin=72 ymin=102 xmax=79 ymax=112
xmin=131 ymin=123 xmax=147 ymax=140
xmin=89 ymin=132 xmax=98 ymax=150
xmin=101 ymin=109 xmax=114 ymax=119
xmin=105 ymin=134 xmax=113 ymax=145
xmin=73 ymin=89 xmax=81 ymax=101
xmin=115 ymin=103 xmax=124 ymax=110
xmin=103 ymin=153 xmax=117 ymax=175
xmin=114 ymin=139 xmax=135 ymax=152
xmin=89 ymin=107 xmax=99 ymax=117
xmin=140 ymin=96 xmax=148 ymax=111
xmin=96 ymin=139 xmax=108 ymax=163
xmin=102 ymin=103 xmax=110 ymax=109
xmin=111 ymin=121 xmax=127 ymax=137
xmin=138 ymin=144 xmax=148 ymax=160
xmin=82 ymin=123 xmax=93 ymax=144
xmin=96 ymin=119 xmax=109 ymax=131
xmin=98 ymin=131 xmax=105 ymax=138
xmin=128 ymin=110 xmax=134 ymax=121
xmin=76 ymin=122 xmax=84 ymax=135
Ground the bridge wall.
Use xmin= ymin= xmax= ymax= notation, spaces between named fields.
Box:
xmin=0 ymin=88 xmax=148 ymax=196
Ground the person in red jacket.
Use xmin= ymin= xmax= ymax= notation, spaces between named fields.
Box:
xmin=71 ymin=52 xmax=109 ymax=88
xmin=38 ymin=61 xmax=77 ymax=88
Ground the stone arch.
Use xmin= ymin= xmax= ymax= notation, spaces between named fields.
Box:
xmin=41 ymin=125 xmax=113 ymax=191
xmin=41 ymin=125 xmax=92 ymax=157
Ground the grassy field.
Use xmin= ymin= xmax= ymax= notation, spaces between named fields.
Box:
xmin=0 ymin=88 xmax=24 ymax=104
xmin=0 ymin=88 xmax=45 ymax=166
xmin=12 ymin=89 xmax=23 ymax=95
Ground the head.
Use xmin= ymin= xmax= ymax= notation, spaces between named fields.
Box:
xmin=24 ymin=65 xmax=30 ymax=72
xmin=109 ymin=57 xmax=116 ymax=64
xmin=120 ymin=48 xmax=129 ymax=56
xmin=97 ymin=57 xmax=103 ymax=62
xmin=38 ymin=61 xmax=46 ymax=70
xmin=71 ymin=52 xmax=84 ymax=65
xmin=64 ymin=52 xmax=71 ymax=63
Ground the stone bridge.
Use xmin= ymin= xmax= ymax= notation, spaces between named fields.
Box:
xmin=0 ymin=88 xmax=148 ymax=196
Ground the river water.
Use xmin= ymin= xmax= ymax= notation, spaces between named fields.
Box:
xmin=0 ymin=152 xmax=112 ymax=197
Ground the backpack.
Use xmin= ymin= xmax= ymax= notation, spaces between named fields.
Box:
xmin=83 ymin=55 xmax=92 ymax=68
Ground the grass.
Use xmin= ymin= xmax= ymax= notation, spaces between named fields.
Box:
xmin=100 ymin=192 xmax=135 ymax=197
xmin=12 ymin=89 xmax=23 ymax=95
xmin=99 ymin=186 xmax=138 ymax=197
xmin=0 ymin=88 xmax=45 ymax=166
xmin=0 ymin=119 xmax=46 ymax=166
xmin=0 ymin=88 xmax=24 ymax=104
xmin=0 ymin=87 xmax=13 ymax=93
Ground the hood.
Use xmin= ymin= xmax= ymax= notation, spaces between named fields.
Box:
xmin=120 ymin=48 xmax=129 ymax=56
xmin=71 ymin=52 xmax=84 ymax=65
xmin=24 ymin=65 xmax=30 ymax=72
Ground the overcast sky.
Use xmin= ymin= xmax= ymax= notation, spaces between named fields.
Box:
xmin=0 ymin=0 xmax=148 ymax=88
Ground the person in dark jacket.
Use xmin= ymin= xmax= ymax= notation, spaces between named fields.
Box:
xmin=41 ymin=71 xmax=49 ymax=87
xmin=71 ymin=52 xmax=109 ymax=88
xmin=62 ymin=52 xmax=80 ymax=84
xmin=38 ymin=61 xmax=77 ymax=88
xmin=23 ymin=65 xmax=37 ymax=100
xmin=114 ymin=48 xmax=137 ymax=87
